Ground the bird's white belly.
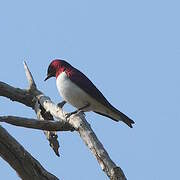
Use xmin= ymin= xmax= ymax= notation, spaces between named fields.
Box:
xmin=56 ymin=72 xmax=95 ymax=111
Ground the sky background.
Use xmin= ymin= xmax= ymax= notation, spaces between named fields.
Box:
xmin=0 ymin=0 xmax=179 ymax=179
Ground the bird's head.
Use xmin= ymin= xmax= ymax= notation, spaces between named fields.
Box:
xmin=44 ymin=59 xmax=72 ymax=81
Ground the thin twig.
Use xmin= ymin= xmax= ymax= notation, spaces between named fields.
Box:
xmin=23 ymin=61 xmax=37 ymax=90
xmin=0 ymin=116 xmax=74 ymax=131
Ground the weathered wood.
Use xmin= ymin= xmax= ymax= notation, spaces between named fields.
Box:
xmin=38 ymin=95 xmax=127 ymax=180
xmin=0 ymin=116 xmax=74 ymax=131
xmin=24 ymin=62 xmax=60 ymax=156
xmin=0 ymin=62 xmax=127 ymax=180
xmin=0 ymin=125 xmax=58 ymax=180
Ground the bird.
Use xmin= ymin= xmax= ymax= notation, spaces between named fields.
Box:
xmin=45 ymin=59 xmax=135 ymax=128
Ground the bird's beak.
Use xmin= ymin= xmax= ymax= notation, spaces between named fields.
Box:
xmin=44 ymin=73 xmax=52 ymax=81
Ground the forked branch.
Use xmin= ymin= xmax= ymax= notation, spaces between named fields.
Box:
xmin=0 ymin=62 xmax=127 ymax=180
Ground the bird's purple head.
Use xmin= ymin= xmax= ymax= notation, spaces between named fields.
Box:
xmin=44 ymin=59 xmax=72 ymax=81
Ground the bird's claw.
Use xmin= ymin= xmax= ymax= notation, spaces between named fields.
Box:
xmin=57 ymin=101 xmax=66 ymax=108
xmin=65 ymin=110 xmax=86 ymax=119
xmin=77 ymin=110 xmax=86 ymax=116
xmin=65 ymin=112 xmax=72 ymax=119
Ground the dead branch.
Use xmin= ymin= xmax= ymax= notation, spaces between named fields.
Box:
xmin=0 ymin=62 xmax=127 ymax=180
xmin=0 ymin=125 xmax=58 ymax=180
xmin=0 ymin=116 xmax=74 ymax=131
xmin=0 ymin=81 xmax=60 ymax=156
xmin=24 ymin=62 xmax=60 ymax=156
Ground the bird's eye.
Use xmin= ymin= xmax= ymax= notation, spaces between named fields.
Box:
xmin=48 ymin=65 xmax=56 ymax=75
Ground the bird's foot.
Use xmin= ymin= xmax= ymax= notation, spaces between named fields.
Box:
xmin=65 ymin=104 xmax=89 ymax=119
xmin=57 ymin=101 xmax=66 ymax=108
xmin=65 ymin=110 xmax=85 ymax=119
xmin=65 ymin=111 xmax=78 ymax=119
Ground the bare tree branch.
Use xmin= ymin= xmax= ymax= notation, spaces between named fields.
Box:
xmin=0 ymin=62 xmax=127 ymax=180
xmin=0 ymin=125 xmax=58 ymax=180
xmin=0 ymin=116 xmax=74 ymax=131
xmin=23 ymin=61 xmax=37 ymax=90
xmin=23 ymin=61 xmax=60 ymax=156
xmin=0 ymin=82 xmax=60 ymax=156
xmin=0 ymin=82 xmax=34 ymax=108
xmin=37 ymin=95 xmax=127 ymax=180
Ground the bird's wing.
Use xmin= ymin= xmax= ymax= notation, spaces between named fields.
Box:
xmin=66 ymin=68 xmax=135 ymax=128
xmin=66 ymin=68 xmax=112 ymax=108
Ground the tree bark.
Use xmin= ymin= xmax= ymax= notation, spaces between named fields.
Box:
xmin=0 ymin=125 xmax=58 ymax=180
xmin=0 ymin=62 xmax=127 ymax=180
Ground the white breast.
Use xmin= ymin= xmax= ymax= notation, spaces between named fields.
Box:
xmin=56 ymin=71 xmax=94 ymax=111
xmin=56 ymin=71 xmax=113 ymax=117
xmin=56 ymin=71 xmax=119 ymax=120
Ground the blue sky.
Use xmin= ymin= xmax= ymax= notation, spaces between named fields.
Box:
xmin=0 ymin=0 xmax=180 ymax=179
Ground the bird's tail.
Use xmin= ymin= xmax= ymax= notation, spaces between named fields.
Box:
xmin=116 ymin=110 xmax=135 ymax=128
xmin=94 ymin=105 xmax=135 ymax=128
